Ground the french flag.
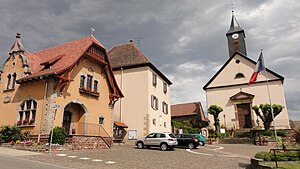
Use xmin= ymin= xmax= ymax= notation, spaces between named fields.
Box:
xmin=248 ymin=51 xmax=265 ymax=85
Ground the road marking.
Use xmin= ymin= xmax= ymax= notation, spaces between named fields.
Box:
xmin=186 ymin=149 xmax=213 ymax=156
xmin=92 ymin=159 xmax=103 ymax=162
xmin=79 ymin=157 xmax=90 ymax=160
xmin=67 ymin=156 xmax=77 ymax=158
xmin=206 ymin=145 xmax=224 ymax=150
xmin=218 ymin=154 xmax=238 ymax=158
xmin=56 ymin=154 xmax=67 ymax=156
xmin=106 ymin=161 xmax=116 ymax=164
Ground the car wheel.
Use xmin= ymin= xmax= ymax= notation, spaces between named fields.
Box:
xmin=137 ymin=142 xmax=144 ymax=149
xmin=160 ymin=143 xmax=168 ymax=151
xmin=188 ymin=143 xmax=195 ymax=149
xmin=199 ymin=141 xmax=205 ymax=146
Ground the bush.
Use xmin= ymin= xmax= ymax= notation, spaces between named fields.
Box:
xmin=0 ymin=126 xmax=24 ymax=143
xmin=261 ymin=130 xmax=273 ymax=137
xmin=255 ymin=151 xmax=300 ymax=161
xmin=50 ymin=127 xmax=67 ymax=145
xmin=255 ymin=152 xmax=272 ymax=161
xmin=276 ymin=129 xmax=287 ymax=137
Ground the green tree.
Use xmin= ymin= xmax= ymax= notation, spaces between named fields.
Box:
xmin=208 ymin=105 xmax=223 ymax=134
xmin=252 ymin=104 xmax=284 ymax=130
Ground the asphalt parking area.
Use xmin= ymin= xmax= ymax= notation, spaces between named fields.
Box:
xmin=19 ymin=144 xmax=273 ymax=169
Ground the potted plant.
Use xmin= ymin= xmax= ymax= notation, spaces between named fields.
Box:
xmin=23 ymin=119 xmax=28 ymax=125
xmin=29 ymin=118 xmax=35 ymax=125
xmin=17 ymin=120 xmax=22 ymax=126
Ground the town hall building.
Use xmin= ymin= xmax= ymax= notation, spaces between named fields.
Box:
xmin=0 ymin=33 xmax=123 ymax=147
xmin=203 ymin=13 xmax=290 ymax=130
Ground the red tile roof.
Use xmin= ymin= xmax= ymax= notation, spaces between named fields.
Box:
xmin=22 ymin=36 xmax=103 ymax=79
xmin=171 ymin=102 xmax=209 ymax=122
xmin=107 ymin=42 xmax=149 ymax=68
xmin=16 ymin=35 xmax=123 ymax=98
xmin=114 ymin=121 xmax=128 ymax=128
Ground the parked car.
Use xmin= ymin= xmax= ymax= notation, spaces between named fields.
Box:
xmin=193 ymin=134 xmax=207 ymax=146
xmin=176 ymin=134 xmax=199 ymax=149
xmin=135 ymin=132 xmax=178 ymax=151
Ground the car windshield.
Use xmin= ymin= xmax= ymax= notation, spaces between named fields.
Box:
xmin=168 ymin=133 xmax=176 ymax=138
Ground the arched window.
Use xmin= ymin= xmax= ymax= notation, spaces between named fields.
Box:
xmin=235 ymin=73 xmax=245 ymax=79
xmin=12 ymin=73 xmax=17 ymax=89
xmin=6 ymin=74 xmax=11 ymax=89
xmin=17 ymin=99 xmax=37 ymax=126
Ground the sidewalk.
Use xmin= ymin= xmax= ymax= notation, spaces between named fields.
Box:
xmin=0 ymin=146 xmax=41 ymax=157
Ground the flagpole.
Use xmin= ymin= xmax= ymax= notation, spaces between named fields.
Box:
xmin=261 ymin=49 xmax=278 ymax=146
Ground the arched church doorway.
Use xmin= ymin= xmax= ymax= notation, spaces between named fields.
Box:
xmin=63 ymin=102 xmax=87 ymax=135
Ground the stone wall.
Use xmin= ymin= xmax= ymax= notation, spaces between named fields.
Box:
xmin=65 ymin=135 xmax=110 ymax=150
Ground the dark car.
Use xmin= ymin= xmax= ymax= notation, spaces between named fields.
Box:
xmin=176 ymin=134 xmax=199 ymax=149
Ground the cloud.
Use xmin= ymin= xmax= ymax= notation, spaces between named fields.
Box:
xmin=0 ymin=0 xmax=299 ymax=120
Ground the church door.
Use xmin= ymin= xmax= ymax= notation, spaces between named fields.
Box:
xmin=62 ymin=111 xmax=72 ymax=135
xmin=237 ymin=104 xmax=252 ymax=128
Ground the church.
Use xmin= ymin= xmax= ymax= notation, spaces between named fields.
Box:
xmin=203 ymin=13 xmax=290 ymax=130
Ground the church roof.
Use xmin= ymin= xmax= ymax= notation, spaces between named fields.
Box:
xmin=203 ymin=51 xmax=284 ymax=90
xmin=107 ymin=41 xmax=172 ymax=85
xmin=226 ymin=13 xmax=244 ymax=35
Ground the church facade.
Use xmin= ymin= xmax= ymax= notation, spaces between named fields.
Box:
xmin=203 ymin=14 xmax=290 ymax=130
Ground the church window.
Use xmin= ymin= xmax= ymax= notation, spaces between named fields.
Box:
xmin=18 ymin=99 xmax=37 ymax=126
xmin=235 ymin=73 xmax=245 ymax=79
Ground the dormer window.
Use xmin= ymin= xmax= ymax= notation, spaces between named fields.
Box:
xmin=235 ymin=73 xmax=245 ymax=79
xmin=40 ymin=54 xmax=64 ymax=70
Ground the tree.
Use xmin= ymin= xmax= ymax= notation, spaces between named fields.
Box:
xmin=252 ymin=104 xmax=284 ymax=130
xmin=208 ymin=105 xmax=223 ymax=134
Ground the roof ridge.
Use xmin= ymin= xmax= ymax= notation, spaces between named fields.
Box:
xmin=33 ymin=35 xmax=91 ymax=54
xmin=172 ymin=102 xmax=200 ymax=106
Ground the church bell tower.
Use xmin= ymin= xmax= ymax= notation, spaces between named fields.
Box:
xmin=226 ymin=11 xmax=247 ymax=57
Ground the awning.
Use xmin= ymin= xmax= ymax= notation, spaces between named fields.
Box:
xmin=114 ymin=121 xmax=128 ymax=128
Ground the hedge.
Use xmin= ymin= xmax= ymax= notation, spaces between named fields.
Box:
xmin=255 ymin=151 xmax=300 ymax=161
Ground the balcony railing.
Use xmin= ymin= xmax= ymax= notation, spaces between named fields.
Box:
xmin=69 ymin=122 xmax=112 ymax=147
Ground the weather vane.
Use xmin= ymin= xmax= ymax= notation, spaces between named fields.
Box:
xmin=90 ymin=28 xmax=95 ymax=36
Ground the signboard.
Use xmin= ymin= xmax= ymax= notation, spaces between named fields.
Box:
xmin=54 ymin=104 xmax=60 ymax=108
xmin=128 ymin=130 xmax=137 ymax=140
xmin=220 ymin=128 xmax=226 ymax=134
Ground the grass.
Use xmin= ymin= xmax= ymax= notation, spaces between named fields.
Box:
xmin=267 ymin=162 xmax=300 ymax=169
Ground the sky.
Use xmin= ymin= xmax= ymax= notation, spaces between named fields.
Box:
xmin=0 ymin=0 xmax=299 ymax=120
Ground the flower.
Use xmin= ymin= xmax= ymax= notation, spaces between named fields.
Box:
xmin=23 ymin=119 xmax=28 ymax=124
xmin=17 ymin=120 xmax=22 ymax=125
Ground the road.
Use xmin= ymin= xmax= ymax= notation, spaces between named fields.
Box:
xmin=13 ymin=144 xmax=272 ymax=169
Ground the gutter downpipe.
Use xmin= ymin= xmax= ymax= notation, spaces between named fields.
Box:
xmin=120 ymin=67 xmax=123 ymax=122
xmin=38 ymin=77 xmax=48 ymax=143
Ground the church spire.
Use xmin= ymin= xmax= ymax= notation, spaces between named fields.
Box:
xmin=226 ymin=11 xmax=247 ymax=57
xmin=9 ymin=33 xmax=25 ymax=55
